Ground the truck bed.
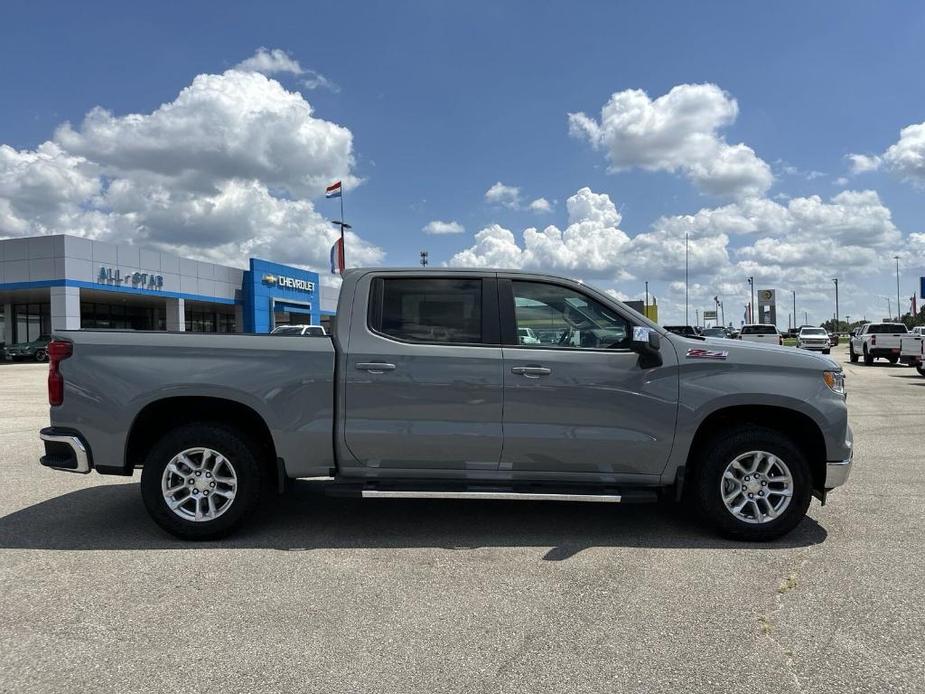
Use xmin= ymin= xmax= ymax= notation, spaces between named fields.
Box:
xmin=52 ymin=330 xmax=336 ymax=478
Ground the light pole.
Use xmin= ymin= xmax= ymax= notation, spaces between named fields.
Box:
xmin=791 ymin=290 xmax=797 ymax=329
xmin=747 ymin=277 xmax=754 ymax=323
xmin=684 ymin=233 xmax=691 ymax=325
xmin=644 ymin=281 xmax=649 ymax=318
xmin=895 ymin=255 xmax=901 ymax=321
xmin=832 ymin=278 xmax=839 ymax=334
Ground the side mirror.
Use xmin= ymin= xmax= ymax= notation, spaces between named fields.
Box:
xmin=632 ymin=326 xmax=662 ymax=367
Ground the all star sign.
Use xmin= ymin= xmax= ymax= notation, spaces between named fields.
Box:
xmin=262 ymin=273 xmax=314 ymax=293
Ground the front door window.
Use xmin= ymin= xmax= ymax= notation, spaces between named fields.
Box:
xmin=511 ymin=281 xmax=630 ymax=350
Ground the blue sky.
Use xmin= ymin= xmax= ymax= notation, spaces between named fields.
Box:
xmin=2 ymin=1 xmax=925 ymax=325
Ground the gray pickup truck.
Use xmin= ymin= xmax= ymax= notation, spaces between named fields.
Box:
xmin=39 ymin=269 xmax=853 ymax=541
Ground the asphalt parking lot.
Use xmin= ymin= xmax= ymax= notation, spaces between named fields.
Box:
xmin=1 ymin=347 xmax=923 ymax=694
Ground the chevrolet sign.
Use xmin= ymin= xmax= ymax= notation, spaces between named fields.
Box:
xmin=262 ymin=273 xmax=314 ymax=292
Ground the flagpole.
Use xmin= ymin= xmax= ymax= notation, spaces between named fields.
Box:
xmin=340 ymin=183 xmax=346 ymax=269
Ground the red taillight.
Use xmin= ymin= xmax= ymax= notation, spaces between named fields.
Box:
xmin=47 ymin=340 xmax=72 ymax=406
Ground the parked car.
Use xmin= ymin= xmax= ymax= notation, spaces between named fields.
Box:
xmin=3 ymin=335 xmax=52 ymax=362
xmin=663 ymin=325 xmax=698 ymax=337
xmin=797 ymin=327 xmax=831 ymax=354
xmin=39 ymin=269 xmax=852 ymax=543
xmin=517 ymin=327 xmax=541 ymax=344
xmin=738 ymin=324 xmax=783 ymax=346
xmin=849 ymin=322 xmax=909 ymax=365
xmin=701 ymin=327 xmax=728 ymax=338
xmin=828 ymin=332 xmax=839 ymax=347
xmin=270 ymin=324 xmax=327 ymax=336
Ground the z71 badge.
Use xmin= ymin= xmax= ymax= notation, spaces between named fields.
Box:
xmin=686 ymin=348 xmax=729 ymax=360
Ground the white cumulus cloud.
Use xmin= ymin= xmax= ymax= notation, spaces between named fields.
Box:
xmin=235 ymin=47 xmax=304 ymax=76
xmin=0 ymin=53 xmax=381 ymax=272
xmin=847 ymin=153 xmax=882 ymax=174
xmin=568 ymin=83 xmax=773 ymax=199
xmin=484 ymin=181 xmax=521 ymax=208
xmin=422 ymin=220 xmax=464 ymax=235
xmin=883 ymin=122 xmax=925 ymax=184
xmin=528 ymin=197 xmax=552 ymax=213
xmin=451 ymin=187 xmax=632 ymax=275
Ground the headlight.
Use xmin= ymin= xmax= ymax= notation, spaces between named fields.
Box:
xmin=823 ymin=370 xmax=846 ymax=395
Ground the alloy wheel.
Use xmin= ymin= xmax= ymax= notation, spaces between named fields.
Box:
xmin=161 ymin=447 xmax=238 ymax=522
xmin=720 ymin=450 xmax=794 ymax=524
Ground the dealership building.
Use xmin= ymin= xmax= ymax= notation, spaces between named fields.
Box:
xmin=0 ymin=234 xmax=338 ymax=345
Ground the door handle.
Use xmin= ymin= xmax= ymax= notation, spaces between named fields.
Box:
xmin=356 ymin=362 xmax=396 ymax=374
xmin=511 ymin=366 xmax=551 ymax=378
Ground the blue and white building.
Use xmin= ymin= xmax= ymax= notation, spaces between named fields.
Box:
xmin=0 ymin=234 xmax=338 ymax=345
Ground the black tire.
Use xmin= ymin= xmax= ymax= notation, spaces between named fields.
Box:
xmin=691 ymin=425 xmax=812 ymax=541
xmin=823 ymin=349 xmax=831 ymax=355
xmin=887 ymin=356 xmax=898 ymax=365
xmin=34 ymin=349 xmax=47 ymax=362
xmin=849 ymin=344 xmax=858 ymax=363
xmin=140 ymin=422 xmax=265 ymax=540
xmin=863 ymin=346 xmax=874 ymax=366
xmin=917 ymin=366 xmax=925 ymax=377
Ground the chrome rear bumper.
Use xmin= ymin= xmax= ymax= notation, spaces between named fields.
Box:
xmin=39 ymin=428 xmax=91 ymax=474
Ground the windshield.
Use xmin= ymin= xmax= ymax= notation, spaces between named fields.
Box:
xmin=270 ymin=326 xmax=305 ymax=335
xmin=800 ymin=328 xmax=827 ymax=336
xmin=741 ymin=325 xmax=777 ymax=335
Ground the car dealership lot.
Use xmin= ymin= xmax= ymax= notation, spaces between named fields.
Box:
xmin=0 ymin=351 xmax=922 ymax=693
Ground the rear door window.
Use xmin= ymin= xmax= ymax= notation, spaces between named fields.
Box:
xmin=372 ymin=278 xmax=483 ymax=344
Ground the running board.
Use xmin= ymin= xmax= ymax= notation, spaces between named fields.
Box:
xmin=360 ymin=490 xmax=622 ymax=503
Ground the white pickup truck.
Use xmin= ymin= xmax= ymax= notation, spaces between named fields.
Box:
xmin=739 ymin=324 xmax=783 ymax=346
xmin=899 ymin=328 xmax=925 ymax=376
xmin=849 ymin=322 xmax=909 ymax=365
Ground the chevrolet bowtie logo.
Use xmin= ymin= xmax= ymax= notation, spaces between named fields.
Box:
xmin=262 ymin=274 xmax=278 ymax=285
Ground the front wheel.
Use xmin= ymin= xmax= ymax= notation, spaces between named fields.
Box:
xmin=34 ymin=349 xmax=47 ymax=362
xmin=692 ymin=426 xmax=812 ymax=541
xmin=823 ymin=349 xmax=831 ymax=355
xmin=140 ymin=423 xmax=265 ymax=540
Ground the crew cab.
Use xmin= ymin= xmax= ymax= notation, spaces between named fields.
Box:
xmin=739 ymin=324 xmax=783 ymax=345
xmin=38 ymin=269 xmax=853 ymax=542
xmin=849 ymin=322 xmax=909 ymax=365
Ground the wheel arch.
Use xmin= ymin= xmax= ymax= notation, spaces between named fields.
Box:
xmin=685 ymin=405 xmax=827 ymax=495
xmin=124 ymin=396 xmax=278 ymax=476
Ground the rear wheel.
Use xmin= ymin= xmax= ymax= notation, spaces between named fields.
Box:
xmin=849 ymin=344 xmax=858 ymax=363
xmin=887 ymin=356 xmax=899 ymax=365
xmin=692 ymin=426 xmax=812 ymax=541
xmin=863 ymin=346 xmax=874 ymax=365
xmin=918 ymin=366 xmax=925 ymax=377
xmin=140 ymin=423 xmax=265 ymax=540
xmin=34 ymin=349 xmax=47 ymax=362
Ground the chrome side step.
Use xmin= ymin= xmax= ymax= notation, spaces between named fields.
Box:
xmin=360 ymin=490 xmax=621 ymax=503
